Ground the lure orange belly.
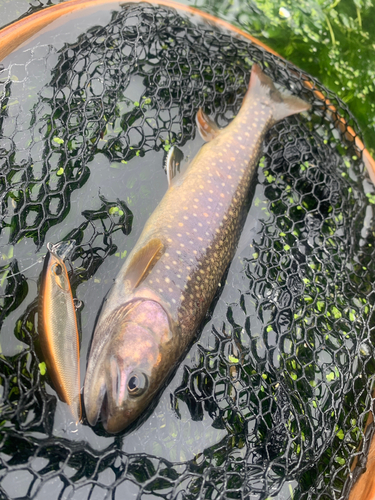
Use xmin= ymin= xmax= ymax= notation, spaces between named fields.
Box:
xmin=38 ymin=241 xmax=81 ymax=423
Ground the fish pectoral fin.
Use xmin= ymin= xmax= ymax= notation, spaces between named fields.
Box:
xmin=123 ymin=238 xmax=164 ymax=290
xmin=166 ymin=146 xmax=185 ymax=187
xmin=196 ymin=108 xmax=220 ymax=142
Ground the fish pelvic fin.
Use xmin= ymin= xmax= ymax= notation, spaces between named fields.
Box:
xmin=247 ymin=64 xmax=311 ymax=122
xmin=196 ymin=108 xmax=221 ymax=142
xmin=123 ymin=238 xmax=164 ymax=291
xmin=166 ymin=146 xmax=185 ymax=187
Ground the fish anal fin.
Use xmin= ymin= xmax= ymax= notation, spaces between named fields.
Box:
xmin=124 ymin=239 xmax=164 ymax=290
xmin=166 ymin=146 xmax=185 ymax=187
xmin=196 ymin=108 xmax=221 ymax=142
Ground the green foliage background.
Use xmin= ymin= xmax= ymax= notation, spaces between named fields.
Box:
xmin=1 ymin=0 xmax=374 ymax=153
xmin=188 ymin=0 xmax=375 ymax=154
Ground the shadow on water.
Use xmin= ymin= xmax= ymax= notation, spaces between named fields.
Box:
xmin=1 ymin=3 xmax=375 ymax=500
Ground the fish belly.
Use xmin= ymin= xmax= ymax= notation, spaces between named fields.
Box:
xmin=133 ymin=106 xmax=271 ymax=347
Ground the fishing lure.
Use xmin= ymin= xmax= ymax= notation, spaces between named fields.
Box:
xmin=38 ymin=241 xmax=81 ymax=423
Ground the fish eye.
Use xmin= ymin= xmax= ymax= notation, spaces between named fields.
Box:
xmin=127 ymin=372 xmax=148 ymax=397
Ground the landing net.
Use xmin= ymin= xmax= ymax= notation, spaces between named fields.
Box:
xmin=0 ymin=3 xmax=374 ymax=499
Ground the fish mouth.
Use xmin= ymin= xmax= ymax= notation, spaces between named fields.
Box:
xmin=100 ymin=399 xmax=136 ymax=434
xmin=85 ymin=358 xmax=139 ymax=433
xmin=84 ymin=377 xmax=107 ymax=427
xmin=100 ymin=391 xmax=108 ymax=427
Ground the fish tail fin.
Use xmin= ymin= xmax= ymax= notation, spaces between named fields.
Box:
xmin=246 ymin=64 xmax=310 ymax=122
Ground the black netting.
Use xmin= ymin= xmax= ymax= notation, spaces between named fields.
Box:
xmin=1 ymin=3 xmax=375 ymax=499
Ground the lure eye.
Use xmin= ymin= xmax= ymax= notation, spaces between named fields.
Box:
xmin=127 ymin=372 xmax=148 ymax=396
xmin=51 ymin=262 xmax=69 ymax=291
xmin=53 ymin=264 xmax=63 ymax=276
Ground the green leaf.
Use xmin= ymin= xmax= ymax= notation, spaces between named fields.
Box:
xmin=335 ymin=456 xmax=345 ymax=466
xmin=331 ymin=306 xmax=342 ymax=319
xmin=316 ymin=301 xmax=324 ymax=312
xmin=39 ymin=362 xmax=47 ymax=376
xmin=53 ymin=137 xmax=64 ymax=145
xmin=336 ymin=428 xmax=344 ymax=440
xmin=229 ymin=355 xmax=239 ymax=363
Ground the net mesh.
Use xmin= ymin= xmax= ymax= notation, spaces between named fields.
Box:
xmin=1 ymin=3 xmax=375 ymax=499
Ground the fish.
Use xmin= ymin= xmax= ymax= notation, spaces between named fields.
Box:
xmin=38 ymin=240 xmax=81 ymax=423
xmin=83 ymin=64 xmax=310 ymax=433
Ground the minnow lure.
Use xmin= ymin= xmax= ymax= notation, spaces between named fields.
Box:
xmin=38 ymin=241 xmax=81 ymax=423
xmin=83 ymin=64 xmax=310 ymax=433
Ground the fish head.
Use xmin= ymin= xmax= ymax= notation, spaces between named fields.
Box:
xmin=84 ymin=299 xmax=174 ymax=433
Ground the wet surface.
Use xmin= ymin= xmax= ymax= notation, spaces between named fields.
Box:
xmin=1 ymin=3 xmax=375 ymax=499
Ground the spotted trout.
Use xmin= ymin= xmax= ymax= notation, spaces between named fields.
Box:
xmin=84 ymin=64 xmax=310 ymax=433
xmin=38 ymin=241 xmax=81 ymax=422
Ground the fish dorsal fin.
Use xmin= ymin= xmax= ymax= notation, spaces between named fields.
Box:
xmin=124 ymin=239 xmax=164 ymax=290
xmin=166 ymin=146 xmax=185 ymax=187
xmin=196 ymin=108 xmax=221 ymax=142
